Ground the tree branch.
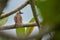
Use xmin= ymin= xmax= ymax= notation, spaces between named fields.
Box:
xmin=29 ymin=0 xmax=40 ymax=34
xmin=0 ymin=31 xmax=33 ymax=40
xmin=0 ymin=0 xmax=29 ymax=19
xmin=0 ymin=27 xmax=54 ymax=40
xmin=0 ymin=23 xmax=37 ymax=30
xmin=0 ymin=31 xmax=19 ymax=40
xmin=0 ymin=31 xmax=39 ymax=40
xmin=0 ymin=23 xmax=38 ymax=40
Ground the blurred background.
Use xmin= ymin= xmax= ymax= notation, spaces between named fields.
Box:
xmin=0 ymin=0 xmax=51 ymax=40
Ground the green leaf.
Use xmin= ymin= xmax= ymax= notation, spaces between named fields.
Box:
xmin=0 ymin=12 xmax=8 ymax=26
xmin=16 ymin=22 xmax=25 ymax=37
xmin=26 ymin=18 xmax=35 ymax=36
xmin=35 ymin=0 xmax=60 ymax=25
xmin=16 ymin=27 xmax=25 ymax=37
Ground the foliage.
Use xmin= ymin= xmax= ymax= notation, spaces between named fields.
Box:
xmin=0 ymin=12 xmax=8 ymax=26
xmin=26 ymin=18 xmax=35 ymax=36
xmin=35 ymin=0 xmax=60 ymax=40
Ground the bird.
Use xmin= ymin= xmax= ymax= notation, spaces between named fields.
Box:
xmin=14 ymin=11 xmax=22 ymax=27
xmin=14 ymin=11 xmax=25 ymax=38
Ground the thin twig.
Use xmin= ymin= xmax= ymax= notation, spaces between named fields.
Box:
xmin=0 ymin=23 xmax=37 ymax=30
xmin=0 ymin=0 xmax=29 ymax=19
xmin=29 ymin=0 xmax=40 ymax=33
